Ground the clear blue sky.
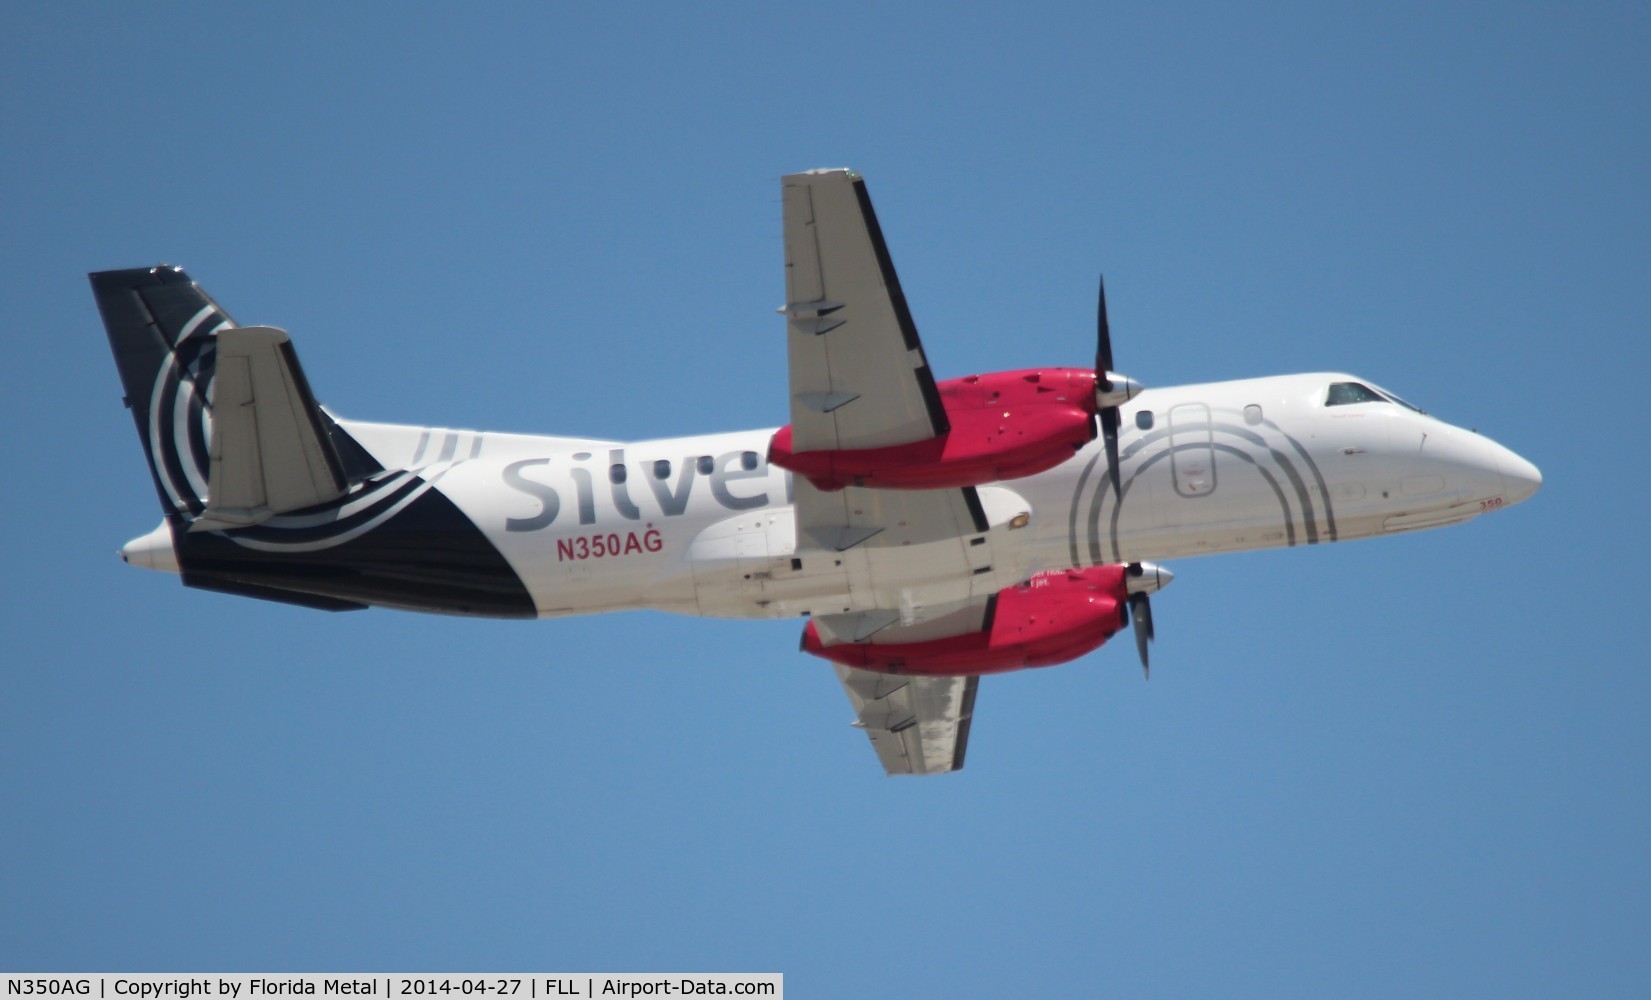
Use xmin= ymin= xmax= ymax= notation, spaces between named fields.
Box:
xmin=4 ymin=3 xmax=1648 ymax=995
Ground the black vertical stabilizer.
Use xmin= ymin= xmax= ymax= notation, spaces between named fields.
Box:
xmin=91 ymin=266 xmax=234 ymax=517
xmin=93 ymin=266 xmax=535 ymax=618
xmin=91 ymin=266 xmax=383 ymax=517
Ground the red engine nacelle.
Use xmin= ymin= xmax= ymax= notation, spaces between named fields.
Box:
xmin=769 ymin=368 xmax=1098 ymax=491
xmin=801 ymin=565 xmax=1129 ymax=677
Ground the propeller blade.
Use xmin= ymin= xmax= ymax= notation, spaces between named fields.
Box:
xmin=1129 ymin=591 xmax=1154 ymax=678
xmin=1096 ymin=275 xmax=1124 ymax=497
xmin=1100 ymin=406 xmax=1123 ymax=498
xmin=1096 ymin=274 xmax=1114 ymax=383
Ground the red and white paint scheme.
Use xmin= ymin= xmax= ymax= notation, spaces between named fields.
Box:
xmin=98 ymin=169 xmax=1540 ymax=776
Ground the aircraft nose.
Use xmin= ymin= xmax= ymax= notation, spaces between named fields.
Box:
xmin=1497 ymin=447 xmax=1542 ymax=506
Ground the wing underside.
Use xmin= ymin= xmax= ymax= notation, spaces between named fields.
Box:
xmin=835 ymin=667 xmax=979 ymax=776
xmin=783 ymin=168 xmax=1001 ymax=776
xmin=782 ymin=169 xmax=948 ymax=452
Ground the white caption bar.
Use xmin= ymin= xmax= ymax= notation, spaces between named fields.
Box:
xmin=2 ymin=977 xmax=781 ymax=1000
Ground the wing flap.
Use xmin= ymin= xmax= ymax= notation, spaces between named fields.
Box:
xmin=835 ymin=667 xmax=979 ymax=776
xmin=194 ymin=326 xmax=346 ymax=530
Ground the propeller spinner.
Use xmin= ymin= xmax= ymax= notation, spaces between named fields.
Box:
xmin=1124 ymin=561 xmax=1173 ymax=678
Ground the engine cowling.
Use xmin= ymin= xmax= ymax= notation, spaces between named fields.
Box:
xmin=770 ymin=368 xmax=1098 ymax=491
xmin=801 ymin=565 xmax=1129 ymax=676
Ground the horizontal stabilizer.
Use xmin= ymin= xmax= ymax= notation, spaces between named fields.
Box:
xmin=182 ymin=573 xmax=367 ymax=612
xmin=193 ymin=326 xmax=347 ymax=531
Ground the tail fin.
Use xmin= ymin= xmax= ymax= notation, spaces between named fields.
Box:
xmin=94 ymin=266 xmax=535 ymax=617
xmin=92 ymin=266 xmax=377 ymax=526
xmin=92 ymin=266 xmax=238 ymax=520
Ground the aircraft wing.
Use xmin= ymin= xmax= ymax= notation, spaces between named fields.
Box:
xmin=782 ymin=169 xmax=998 ymax=775
xmin=792 ymin=477 xmax=988 ymax=555
xmin=781 ymin=168 xmax=949 ymax=451
xmin=835 ymin=666 xmax=979 ymax=776
xmin=782 ymin=167 xmax=991 ymax=573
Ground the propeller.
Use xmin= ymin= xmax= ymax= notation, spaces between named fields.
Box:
xmin=1129 ymin=592 xmax=1154 ymax=677
xmin=1123 ymin=561 xmax=1173 ymax=679
xmin=1094 ymin=275 xmax=1143 ymax=499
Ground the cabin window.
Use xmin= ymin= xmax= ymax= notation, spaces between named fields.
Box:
xmin=741 ymin=451 xmax=760 ymax=471
xmin=1326 ymin=382 xmax=1386 ymax=406
xmin=653 ymin=460 xmax=671 ymax=480
xmin=697 ymin=455 xmax=714 ymax=475
xmin=609 ymin=463 xmax=627 ymax=484
xmin=1136 ymin=410 xmax=1154 ymax=431
xmin=1244 ymin=404 xmax=1263 ymax=425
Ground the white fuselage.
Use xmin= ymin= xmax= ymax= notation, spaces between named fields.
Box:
xmin=327 ymin=371 xmax=1539 ymax=622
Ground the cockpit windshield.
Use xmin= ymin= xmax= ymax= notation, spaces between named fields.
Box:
xmin=1376 ymin=388 xmax=1425 ymax=413
xmin=1325 ymin=381 xmax=1428 ymax=414
xmin=1326 ymin=382 xmax=1385 ymax=406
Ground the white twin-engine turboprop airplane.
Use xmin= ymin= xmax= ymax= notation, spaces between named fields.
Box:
xmin=97 ymin=168 xmax=1540 ymax=775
